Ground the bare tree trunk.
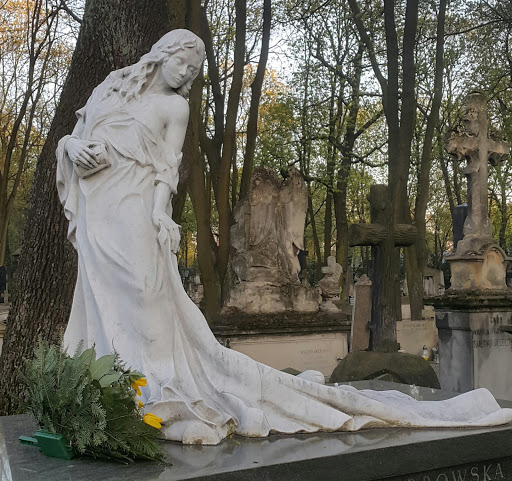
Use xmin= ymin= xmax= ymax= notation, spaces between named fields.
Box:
xmin=334 ymin=44 xmax=363 ymax=299
xmin=215 ymin=0 xmax=246 ymax=294
xmin=307 ymin=189 xmax=322 ymax=278
xmin=406 ymin=0 xmax=446 ymax=320
xmin=188 ymin=89 xmax=220 ymax=321
xmin=0 ymin=0 xmax=187 ymax=416
xmin=238 ymin=0 xmax=271 ymax=200
xmin=324 ymin=78 xmax=337 ymax=266
xmin=348 ymin=0 xmax=418 ymax=340
xmin=185 ymin=0 xmax=220 ymax=320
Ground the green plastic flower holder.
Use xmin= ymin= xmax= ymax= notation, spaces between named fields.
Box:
xmin=19 ymin=430 xmax=73 ymax=460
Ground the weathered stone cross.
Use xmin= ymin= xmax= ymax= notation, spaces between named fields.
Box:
xmin=446 ymin=92 xmax=509 ymax=254
xmin=348 ymin=184 xmax=416 ymax=351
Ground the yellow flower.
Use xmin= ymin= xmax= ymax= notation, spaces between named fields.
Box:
xmin=131 ymin=378 xmax=147 ymax=396
xmin=137 ymin=400 xmax=144 ymax=410
xmin=143 ymin=413 xmax=162 ymax=429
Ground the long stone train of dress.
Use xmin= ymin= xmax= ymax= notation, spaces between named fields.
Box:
xmin=57 ymin=81 xmax=512 ymax=445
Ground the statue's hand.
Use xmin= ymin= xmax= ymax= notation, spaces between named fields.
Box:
xmin=152 ymin=209 xmax=181 ymax=253
xmin=65 ymin=138 xmax=102 ymax=170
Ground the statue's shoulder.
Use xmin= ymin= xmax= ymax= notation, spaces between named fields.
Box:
xmin=163 ymin=93 xmax=189 ymax=122
xmin=167 ymin=93 xmax=189 ymax=109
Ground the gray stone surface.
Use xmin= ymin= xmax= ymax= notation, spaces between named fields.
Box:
xmin=350 ymin=274 xmax=371 ymax=352
xmin=3 ymin=382 xmax=512 ymax=481
xmin=329 ymin=351 xmax=441 ymax=388
xmin=435 ymin=303 xmax=512 ymax=400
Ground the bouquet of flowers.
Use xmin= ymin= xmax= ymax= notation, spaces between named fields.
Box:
xmin=19 ymin=340 xmax=166 ymax=463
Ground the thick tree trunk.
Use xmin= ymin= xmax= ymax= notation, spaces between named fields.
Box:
xmin=0 ymin=0 xmax=187 ymax=416
xmin=185 ymin=0 xmax=220 ymax=319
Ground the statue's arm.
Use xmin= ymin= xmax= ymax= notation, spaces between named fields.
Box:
xmin=63 ymin=102 xmax=103 ymax=170
xmin=151 ymin=95 xmax=190 ymax=252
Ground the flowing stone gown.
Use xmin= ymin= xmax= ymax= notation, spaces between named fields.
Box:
xmin=57 ymin=74 xmax=512 ymax=446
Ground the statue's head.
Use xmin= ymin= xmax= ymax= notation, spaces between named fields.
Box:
xmin=106 ymin=29 xmax=205 ymax=102
xmin=144 ymin=30 xmax=205 ymax=97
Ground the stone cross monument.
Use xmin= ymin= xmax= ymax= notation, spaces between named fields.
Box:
xmin=348 ymin=184 xmax=416 ymax=351
xmin=445 ymin=92 xmax=510 ymax=290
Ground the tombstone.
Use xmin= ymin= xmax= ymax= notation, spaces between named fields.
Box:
xmin=223 ymin=166 xmax=320 ymax=314
xmin=4 ymin=397 xmax=512 ymax=480
xmin=348 ymin=184 xmax=416 ymax=351
xmin=423 ymin=267 xmax=445 ymax=297
xmin=430 ymin=93 xmax=512 ymax=399
xmin=317 ymin=256 xmax=342 ymax=312
xmin=350 ymin=275 xmax=371 ymax=352
xmin=216 ymin=167 xmax=349 ymax=377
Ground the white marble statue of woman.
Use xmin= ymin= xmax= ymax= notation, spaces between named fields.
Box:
xmin=57 ymin=30 xmax=512 ymax=445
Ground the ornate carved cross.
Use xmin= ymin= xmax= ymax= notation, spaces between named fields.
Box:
xmin=348 ymin=184 xmax=416 ymax=351
xmin=446 ymin=92 xmax=509 ymax=253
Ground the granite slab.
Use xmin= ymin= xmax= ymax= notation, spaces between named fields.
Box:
xmin=2 ymin=381 xmax=512 ymax=481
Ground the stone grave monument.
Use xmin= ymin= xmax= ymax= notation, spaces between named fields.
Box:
xmin=429 ymin=92 xmax=512 ymax=400
xmin=224 ymin=166 xmax=320 ymax=314
xmin=216 ymin=167 xmax=349 ymax=377
xmin=350 ymin=274 xmax=371 ymax=352
xmin=348 ymin=184 xmax=416 ymax=351
xmin=335 ymin=186 xmax=440 ymax=386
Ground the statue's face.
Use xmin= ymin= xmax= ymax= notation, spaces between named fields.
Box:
xmin=161 ymin=48 xmax=202 ymax=89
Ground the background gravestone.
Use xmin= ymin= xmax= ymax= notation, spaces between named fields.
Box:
xmin=350 ymin=275 xmax=371 ymax=352
xmin=430 ymin=93 xmax=512 ymax=399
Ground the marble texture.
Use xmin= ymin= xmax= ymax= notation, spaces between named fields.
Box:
xmin=57 ymin=30 xmax=512 ymax=446
xmin=3 ymin=387 xmax=512 ymax=481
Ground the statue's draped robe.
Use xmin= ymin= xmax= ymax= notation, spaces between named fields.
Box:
xmin=57 ymin=80 xmax=512 ymax=445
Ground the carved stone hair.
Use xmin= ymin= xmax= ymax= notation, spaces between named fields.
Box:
xmin=104 ymin=29 xmax=205 ymax=102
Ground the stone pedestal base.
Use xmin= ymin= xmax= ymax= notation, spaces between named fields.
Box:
xmin=447 ymin=242 xmax=509 ymax=291
xmin=225 ymin=332 xmax=348 ymax=377
xmin=212 ymin=312 xmax=350 ymax=377
xmin=431 ymin=293 xmax=512 ymax=399
xmin=222 ymin=281 xmax=321 ymax=315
